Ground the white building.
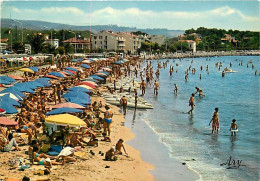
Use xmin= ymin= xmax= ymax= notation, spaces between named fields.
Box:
xmin=46 ymin=39 xmax=59 ymax=49
xmin=179 ymin=40 xmax=196 ymax=53
xmin=24 ymin=44 xmax=31 ymax=54
xmin=118 ymin=32 xmax=141 ymax=54
xmin=149 ymin=35 xmax=166 ymax=45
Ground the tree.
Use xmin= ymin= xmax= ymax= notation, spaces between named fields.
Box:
xmin=64 ymin=43 xmax=74 ymax=54
xmin=12 ymin=42 xmax=25 ymax=53
xmin=26 ymin=34 xmax=45 ymax=53
xmin=57 ymin=46 xmax=65 ymax=55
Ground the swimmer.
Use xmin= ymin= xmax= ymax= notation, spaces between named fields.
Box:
xmin=174 ymin=83 xmax=178 ymax=94
xmin=154 ymin=80 xmax=160 ymax=95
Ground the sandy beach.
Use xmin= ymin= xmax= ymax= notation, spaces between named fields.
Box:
xmin=0 ymin=93 xmax=154 ymax=181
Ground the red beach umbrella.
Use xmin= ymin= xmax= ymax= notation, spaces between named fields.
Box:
xmin=65 ymin=69 xmax=76 ymax=75
xmin=29 ymin=57 xmax=33 ymax=60
xmin=45 ymin=75 xmax=59 ymax=79
xmin=23 ymin=57 xmax=28 ymax=61
xmin=0 ymin=84 xmax=5 ymax=87
xmin=0 ymin=108 xmax=6 ymax=114
xmin=58 ymin=72 xmax=67 ymax=77
xmin=8 ymin=75 xmax=24 ymax=80
xmin=0 ymin=117 xmax=17 ymax=126
xmin=84 ymin=81 xmax=98 ymax=87
xmin=76 ymin=82 xmax=97 ymax=89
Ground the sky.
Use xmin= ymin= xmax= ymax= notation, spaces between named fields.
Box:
xmin=0 ymin=1 xmax=259 ymax=31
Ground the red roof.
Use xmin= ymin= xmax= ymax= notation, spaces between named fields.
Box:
xmin=63 ymin=37 xmax=89 ymax=44
xmin=1 ymin=39 xmax=8 ymax=42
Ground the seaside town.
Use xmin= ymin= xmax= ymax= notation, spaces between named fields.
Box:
xmin=0 ymin=1 xmax=259 ymax=181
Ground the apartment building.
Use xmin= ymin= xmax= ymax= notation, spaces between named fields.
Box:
xmin=118 ymin=32 xmax=141 ymax=54
xmin=149 ymin=35 xmax=166 ymax=45
xmin=91 ymin=31 xmax=125 ymax=51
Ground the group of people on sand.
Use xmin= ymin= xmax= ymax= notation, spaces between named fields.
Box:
xmin=1 ymin=55 xmax=143 ymax=178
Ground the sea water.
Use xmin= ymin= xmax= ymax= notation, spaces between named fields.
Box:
xmin=125 ymin=56 xmax=259 ymax=181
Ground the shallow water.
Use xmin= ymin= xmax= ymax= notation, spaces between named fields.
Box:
xmin=126 ymin=56 xmax=259 ymax=181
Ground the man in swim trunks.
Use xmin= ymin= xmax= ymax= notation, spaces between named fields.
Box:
xmin=154 ymin=80 xmax=160 ymax=95
xmin=188 ymin=93 xmax=195 ymax=114
xmin=120 ymin=96 xmax=127 ymax=116
xmin=140 ymin=80 xmax=146 ymax=95
xmin=209 ymin=108 xmax=219 ymax=134
xmin=103 ymin=105 xmax=113 ymax=136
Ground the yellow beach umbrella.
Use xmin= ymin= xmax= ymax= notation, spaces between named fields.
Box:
xmin=20 ymin=68 xmax=34 ymax=73
xmin=45 ymin=114 xmax=86 ymax=127
xmin=76 ymin=85 xmax=93 ymax=90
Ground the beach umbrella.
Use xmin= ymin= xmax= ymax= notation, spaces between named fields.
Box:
xmin=52 ymin=102 xmax=85 ymax=109
xmin=81 ymin=64 xmax=90 ymax=69
xmin=29 ymin=67 xmax=40 ymax=73
xmin=0 ymin=117 xmax=18 ymax=126
xmin=0 ymin=84 xmax=4 ymax=87
xmin=83 ymin=81 xmax=98 ymax=87
xmin=35 ymin=78 xmax=51 ymax=87
xmin=64 ymin=70 xmax=75 ymax=75
xmin=46 ymin=107 xmax=83 ymax=115
xmin=103 ymin=68 xmax=112 ymax=72
xmin=65 ymin=67 xmax=78 ymax=72
xmin=72 ymin=59 xmax=78 ymax=62
xmin=13 ymin=84 xmax=35 ymax=93
xmin=1 ymin=88 xmax=26 ymax=98
xmin=82 ymin=60 xmax=92 ymax=64
xmin=8 ymin=75 xmax=24 ymax=80
xmin=83 ymin=78 xmax=99 ymax=83
xmin=0 ymin=104 xmax=18 ymax=114
xmin=98 ymin=71 xmax=110 ymax=75
xmin=76 ymin=85 xmax=94 ymax=90
xmin=45 ymin=74 xmax=59 ymax=79
xmin=48 ymin=72 xmax=65 ymax=78
xmin=0 ymin=79 xmax=12 ymax=85
xmin=23 ymin=57 xmax=28 ymax=61
xmin=89 ymin=75 xmax=104 ymax=80
xmin=95 ymin=73 xmax=107 ymax=77
xmin=25 ymin=81 xmax=45 ymax=89
xmin=20 ymin=68 xmax=34 ymax=73
xmin=0 ymin=92 xmax=21 ymax=101
xmin=45 ymin=114 xmax=86 ymax=127
xmin=68 ymin=87 xmax=92 ymax=93
xmin=0 ymin=97 xmax=20 ymax=106
xmin=0 ymin=76 xmax=16 ymax=83
xmin=60 ymin=71 xmax=72 ymax=76
xmin=62 ymin=91 xmax=90 ymax=99
xmin=75 ymin=82 xmax=97 ymax=89
xmin=65 ymin=97 xmax=91 ymax=106
xmin=78 ymin=58 xmax=83 ymax=61
xmin=0 ymin=108 xmax=6 ymax=114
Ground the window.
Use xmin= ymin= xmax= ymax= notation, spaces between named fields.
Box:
xmin=105 ymin=36 xmax=107 ymax=40
xmin=101 ymin=41 xmax=102 ymax=45
xmin=94 ymin=36 xmax=97 ymax=39
xmin=95 ymin=41 xmax=96 ymax=44
xmin=99 ymin=36 xmax=102 ymax=39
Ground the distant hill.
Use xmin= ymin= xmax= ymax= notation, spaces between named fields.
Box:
xmin=1 ymin=18 xmax=184 ymax=37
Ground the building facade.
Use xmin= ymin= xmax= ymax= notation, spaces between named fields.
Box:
xmin=45 ymin=39 xmax=59 ymax=49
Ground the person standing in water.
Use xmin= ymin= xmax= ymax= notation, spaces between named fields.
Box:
xmin=209 ymin=108 xmax=219 ymax=134
xmin=120 ymin=96 xmax=127 ymax=116
xmin=188 ymin=93 xmax=195 ymax=114
xmin=154 ymin=80 xmax=160 ymax=95
xmin=140 ymin=80 xmax=146 ymax=95
xmin=229 ymin=119 xmax=238 ymax=136
xmin=174 ymin=83 xmax=178 ymax=94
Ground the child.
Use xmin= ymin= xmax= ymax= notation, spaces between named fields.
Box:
xmin=115 ymin=139 xmax=127 ymax=155
xmin=229 ymin=119 xmax=238 ymax=136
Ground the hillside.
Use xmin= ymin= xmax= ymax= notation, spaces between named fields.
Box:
xmin=1 ymin=18 xmax=184 ymax=37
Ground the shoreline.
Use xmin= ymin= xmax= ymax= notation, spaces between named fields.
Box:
xmin=124 ymin=109 xmax=201 ymax=181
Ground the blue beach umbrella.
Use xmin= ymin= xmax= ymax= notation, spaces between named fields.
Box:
xmin=89 ymin=75 xmax=104 ymax=80
xmin=34 ymin=78 xmax=51 ymax=87
xmin=95 ymin=74 xmax=107 ymax=78
xmin=0 ymin=76 xmax=16 ymax=83
xmin=68 ymin=87 xmax=92 ymax=93
xmin=62 ymin=91 xmax=90 ymax=99
xmin=65 ymin=97 xmax=91 ymax=106
xmin=0 ymin=79 xmax=12 ymax=84
xmin=72 ymin=59 xmax=78 ymax=62
xmin=0 ymin=92 xmax=22 ymax=101
xmin=24 ymin=81 xmax=45 ymax=89
xmin=48 ymin=72 xmax=65 ymax=78
xmin=82 ymin=78 xmax=99 ymax=83
xmin=1 ymin=88 xmax=26 ymax=98
xmin=65 ymin=67 xmax=78 ymax=72
xmin=13 ymin=84 xmax=35 ymax=93
xmin=0 ymin=98 xmax=20 ymax=106
xmin=81 ymin=64 xmax=90 ymax=69
xmin=0 ymin=104 xmax=18 ymax=114
xmin=46 ymin=107 xmax=83 ymax=115
xmin=64 ymin=70 xmax=74 ymax=76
